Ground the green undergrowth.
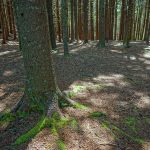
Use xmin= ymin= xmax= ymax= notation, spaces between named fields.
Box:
xmin=89 ymin=111 xmax=107 ymax=118
xmin=14 ymin=113 xmax=79 ymax=146
xmin=124 ymin=117 xmax=139 ymax=133
xmin=0 ymin=110 xmax=30 ymax=126
xmin=89 ymin=111 xmax=145 ymax=144
xmin=73 ymin=102 xmax=88 ymax=110
xmin=0 ymin=111 xmax=15 ymax=126
xmin=67 ymin=85 xmax=87 ymax=98
xmin=56 ymin=139 xmax=67 ymax=150
xmin=59 ymin=98 xmax=88 ymax=110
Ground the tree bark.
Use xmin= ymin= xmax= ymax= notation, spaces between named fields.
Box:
xmin=47 ymin=0 xmax=57 ymax=50
xmin=98 ymin=0 xmax=105 ymax=48
xmin=61 ymin=0 xmax=69 ymax=56
xmin=83 ymin=0 xmax=89 ymax=43
xmin=13 ymin=0 xmax=61 ymax=116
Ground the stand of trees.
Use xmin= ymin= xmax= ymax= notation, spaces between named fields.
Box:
xmin=0 ymin=0 xmax=150 ymax=48
xmin=0 ymin=0 xmax=149 ymax=118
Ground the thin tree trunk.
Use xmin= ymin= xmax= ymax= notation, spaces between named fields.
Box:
xmin=56 ymin=0 xmax=61 ymax=42
xmin=98 ymin=0 xmax=105 ymax=48
xmin=74 ymin=0 xmax=78 ymax=41
xmin=90 ymin=0 xmax=94 ymax=40
xmin=61 ymin=0 xmax=69 ymax=56
xmin=83 ymin=0 xmax=89 ymax=43
xmin=96 ymin=0 xmax=99 ymax=40
xmin=70 ymin=0 xmax=74 ymax=42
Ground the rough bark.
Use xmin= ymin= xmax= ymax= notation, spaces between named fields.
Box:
xmin=47 ymin=0 xmax=57 ymax=50
xmin=61 ymin=0 xmax=69 ymax=56
xmin=12 ymin=0 xmax=72 ymax=116
xmin=83 ymin=0 xmax=89 ymax=43
xmin=90 ymin=0 xmax=94 ymax=40
xmin=98 ymin=0 xmax=105 ymax=48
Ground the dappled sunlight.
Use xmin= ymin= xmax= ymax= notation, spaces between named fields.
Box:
xmin=0 ymin=50 xmax=17 ymax=56
xmin=3 ymin=70 xmax=14 ymax=77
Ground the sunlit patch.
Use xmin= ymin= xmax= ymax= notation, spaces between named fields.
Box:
xmin=7 ymin=41 xmax=19 ymax=46
xmin=143 ymin=50 xmax=150 ymax=58
xmin=110 ymin=49 xmax=122 ymax=54
xmin=113 ymin=42 xmax=123 ymax=47
xmin=144 ymin=46 xmax=150 ymax=50
xmin=3 ymin=70 xmax=14 ymax=77
xmin=136 ymin=95 xmax=150 ymax=108
xmin=0 ymin=103 xmax=6 ymax=112
xmin=93 ymin=74 xmax=129 ymax=87
xmin=0 ymin=50 xmax=17 ymax=56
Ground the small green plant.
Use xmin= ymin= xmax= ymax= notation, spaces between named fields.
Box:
xmin=67 ymin=85 xmax=87 ymax=98
xmin=124 ymin=117 xmax=138 ymax=133
xmin=69 ymin=118 xmax=78 ymax=129
xmin=73 ymin=102 xmax=88 ymax=110
xmin=0 ymin=112 xmax=15 ymax=125
xmin=56 ymin=139 xmax=67 ymax=150
xmin=16 ymin=111 xmax=29 ymax=119
xmin=89 ymin=111 xmax=106 ymax=118
xmin=101 ymin=120 xmax=144 ymax=144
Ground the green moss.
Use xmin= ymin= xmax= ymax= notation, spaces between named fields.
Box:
xmin=89 ymin=111 xmax=106 ymax=118
xmin=69 ymin=118 xmax=78 ymax=129
xmin=56 ymin=139 xmax=67 ymax=150
xmin=91 ymin=113 xmax=144 ymax=145
xmin=124 ymin=117 xmax=138 ymax=133
xmin=144 ymin=117 xmax=150 ymax=125
xmin=14 ymin=113 xmax=69 ymax=145
xmin=73 ymin=102 xmax=88 ymax=110
xmin=0 ymin=112 xmax=15 ymax=125
xmin=59 ymin=99 xmax=71 ymax=108
xmin=15 ymin=116 xmax=48 ymax=145
xmin=16 ymin=111 xmax=29 ymax=119
xmin=101 ymin=120 xmax=144 ymax=144
xmin=67 ymin=85 xmax=87 ymax=98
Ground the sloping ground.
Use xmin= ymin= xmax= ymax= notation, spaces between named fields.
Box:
xmin=0 ymin=40 xmax=150 ymax=150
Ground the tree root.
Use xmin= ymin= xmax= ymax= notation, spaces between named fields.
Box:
xmin=0 ymin=89 xmax=77 ymax=120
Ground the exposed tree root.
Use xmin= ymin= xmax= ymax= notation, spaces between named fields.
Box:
xmin=0 ymin=89 xmax=77 ymax=120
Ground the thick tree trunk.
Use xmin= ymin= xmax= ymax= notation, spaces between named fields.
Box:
xmin=47 ymin=0 xmax=57 ymax=50
xmin=13 ymin=0 xmax=60 ymax=116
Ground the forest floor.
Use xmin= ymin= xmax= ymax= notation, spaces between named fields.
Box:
xmin=0 ymin=39 xmax=150 ymax=150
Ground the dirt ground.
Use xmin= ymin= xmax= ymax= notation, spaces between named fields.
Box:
xmin=0 ymin=40 xmax=150 ymax=150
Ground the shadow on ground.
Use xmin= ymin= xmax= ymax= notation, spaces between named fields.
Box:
xmin=0 ymin=40 xmax=150 ymax=149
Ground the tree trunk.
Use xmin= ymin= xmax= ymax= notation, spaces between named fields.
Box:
xmin=83 ymin=0 xmax=89 ymax=43
xmin=96 ymin=0 xmax=99 ymax=40
xmin=13 ymin=0 xmax=61 ymax=115
xmin=61 ymin=0 xmax=69 ymax=56
xmin=78 ymin=0 xmax=82 ymax=40
xmin=98 ymin=0 xmax=105 ymax=48
xmin=74 ymin=0 xmax=78 ymax=41
xmin=47 ymin=0 xmax=57 ymax=50
xmin=70 ymin=0 xmax=74 ymax=42
xmin=56 ymin=0 xmax=61 ymax=42
xmin=90 ymin=0 xmax=94 ymax=40
xmin=144 ymin=0 xmax=150 ymax=44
